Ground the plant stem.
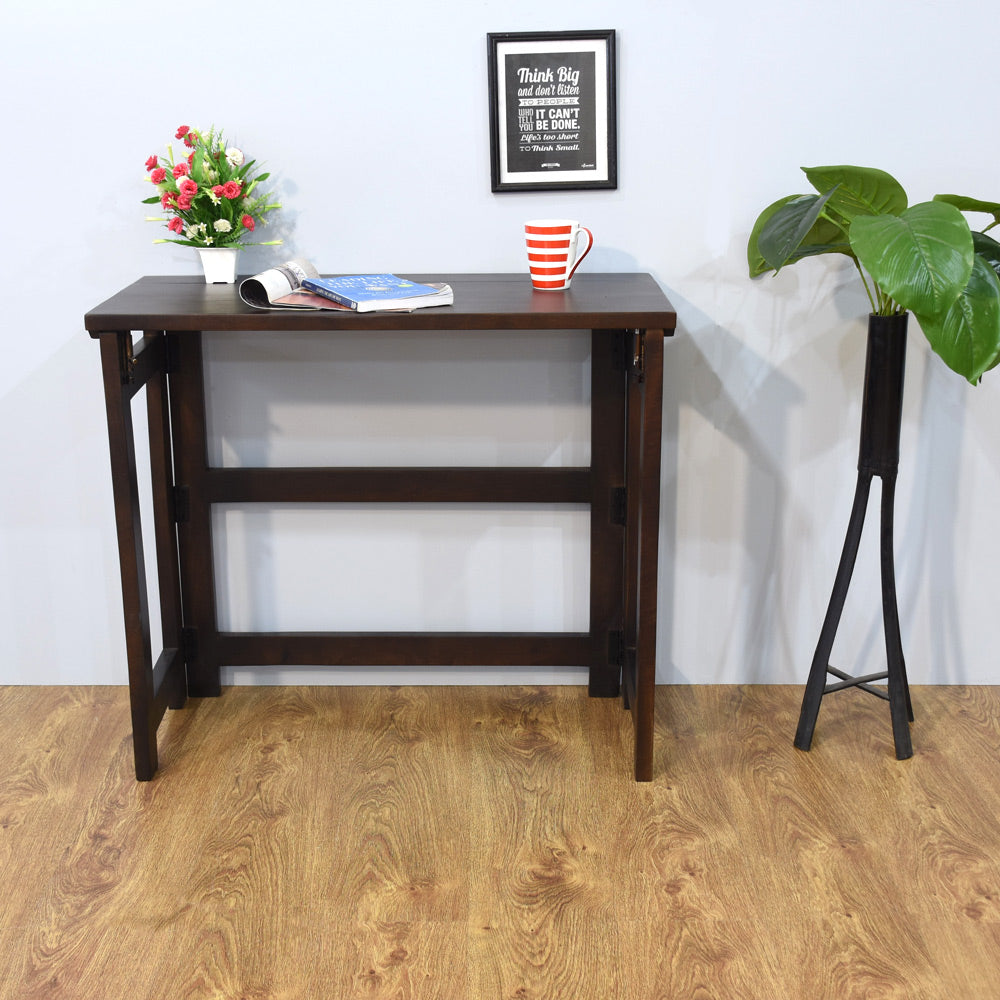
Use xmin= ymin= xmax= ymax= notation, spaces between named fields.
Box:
xmin=854 ymin=259 xmax=878 ymax=313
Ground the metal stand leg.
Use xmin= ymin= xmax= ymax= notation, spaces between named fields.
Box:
xmin=794 ymin=473 xmax=873 ymax=752
xmin=879 ymin=474 xmax=914 ymax=758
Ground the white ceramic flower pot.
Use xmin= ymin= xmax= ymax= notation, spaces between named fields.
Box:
xmin=197 ymin=248 xmax=238 ymax=284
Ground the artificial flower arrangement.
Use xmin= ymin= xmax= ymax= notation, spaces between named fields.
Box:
xmin=142 ymin=125 xmax=281 ymax=248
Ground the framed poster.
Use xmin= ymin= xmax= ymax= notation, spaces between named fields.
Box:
xmin=488 ymin=30 xmax=617 ymax=193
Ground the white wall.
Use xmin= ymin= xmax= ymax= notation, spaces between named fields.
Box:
xmin=2 ymin=0 xmax=998 ymax=686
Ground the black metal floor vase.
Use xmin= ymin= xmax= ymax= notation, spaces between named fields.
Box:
xmin=794 ymin=313 xmax=914 ymax=759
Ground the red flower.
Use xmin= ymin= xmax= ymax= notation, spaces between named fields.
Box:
xmin=187 ymin=152 xmax=195 ymax=165
xmin=145 ymin=154 xmax=158 ymax=172
xmin=178 ymin=177 xmax=198 ymax=198
xmin=167 ymin=217 xmax=184 ymax=233
xmin=175 ymin=126 xmax=190 ymax=140
xmin=177 ymin=194 xmax=193 ymax=211
xmin=150 ymin=167 xmax=167 ymax=184
xmin=172 ymin=162 xmax=189 ymax=179
xmin=222 ymin=181 xmax=242 ymax=199
xmin=212 ymin=184 xmax=226 ymax=198
xmin=241 ymin=215 xmax=255 ymax=232
xmin=160 ymin=191 xmax=176 ymax=209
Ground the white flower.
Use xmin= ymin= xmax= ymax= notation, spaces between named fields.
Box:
xmin=225 ymin=147 xmax=244 ymax=168
xmin=213 ymin=219 xmax=232 ymax=232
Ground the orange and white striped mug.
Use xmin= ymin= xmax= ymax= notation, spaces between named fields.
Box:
xmin=524 ymin=219 xmax=594 ymax=291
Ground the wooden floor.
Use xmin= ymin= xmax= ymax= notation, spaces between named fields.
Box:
xmin=1 ymin=684 xmax=998 ymax=999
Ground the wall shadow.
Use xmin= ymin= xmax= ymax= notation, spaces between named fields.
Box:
xmin=654 ymin=286 xmax=805 ymax=684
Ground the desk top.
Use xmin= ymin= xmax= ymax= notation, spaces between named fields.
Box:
xmin=85 ymin=272 xmax=676 ymax=335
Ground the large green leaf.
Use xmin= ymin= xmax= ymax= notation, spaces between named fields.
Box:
xmin=934 ymin=193 xmax=1000 ymax=227
xmin=915 ymin=255 xmax=1000 ymax=383
xmin=803 ymin=165 xmax=907 ymax=224
xmin=748 ymin=193 xmax=850 ymax=276
xmin=973 ymin=231 xmax=1000 ymax=280
xmin=850 ymin=201 xmax=973 ymax=315
xmin=756 ymin=188 xmax=843 ymax=272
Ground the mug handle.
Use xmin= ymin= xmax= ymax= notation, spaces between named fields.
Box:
xmin=567 ymin=227 xmax=594 ymax=280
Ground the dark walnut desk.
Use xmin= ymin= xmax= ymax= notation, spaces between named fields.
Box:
xmin=85 ymin=273 xmax=676 ymax=781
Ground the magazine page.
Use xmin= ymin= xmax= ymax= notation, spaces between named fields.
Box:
xmin=239 ymin=258 xmax=321 ymax=309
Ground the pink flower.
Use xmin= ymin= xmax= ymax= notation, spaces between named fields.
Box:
xmin=212 ymin=184 xmax=226 ymax=198
xmin=160 ymin=192 xmax=176 ymax=209
xmin=167 ymin=217 xmax=184 ymax=233
xmin=145 ymin=154 xmax=158 ymax=172
xmin=172 ymin=162 xmax=189 ymax=179
xmin=177 ymin=194 xmax=193 ymax=211
xmin=187 ymin=152 xmax=195 ymax=165
xmin=241 ymin=214 xmax=255 ymax=232
xmin=222 ymin=181 xmax=242 ymax=200
xmin=184 ymin=131 xmax=198 ymax=148
xmin=150 ymin=167 xmax=167 ymax=184
xmin=177 ymin=177 xmax=198 ymax=197
xmin=175 ymin=126 xmax=190 ymax=140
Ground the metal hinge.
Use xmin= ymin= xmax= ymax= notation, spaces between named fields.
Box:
xmin=164 ymin=332 xmax=180 ymax=374
xmin=173 ymin=485 xmax=190 ymax=524
xmin=608 ymin=630 xmax=624 ymax=667
xmin=117 ymin=333 xmax=136 ymax=384
xmin=631 ymin=329 xmax=645 ymax=383
xmin=611 ymin=487 xmax=627 ymax=527
xmin=180 ymin=627 xmax=197 ymax=663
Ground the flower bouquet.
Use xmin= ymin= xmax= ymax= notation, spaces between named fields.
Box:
xmin=142 ymin=125 xmax=281 ymax=249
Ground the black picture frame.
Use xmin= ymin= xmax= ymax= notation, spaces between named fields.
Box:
xmin=488 ymin=30 xmax=617 ymax=193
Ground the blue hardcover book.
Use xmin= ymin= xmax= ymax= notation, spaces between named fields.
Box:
xmin=300 ymin=274 xmax=452 ymax=312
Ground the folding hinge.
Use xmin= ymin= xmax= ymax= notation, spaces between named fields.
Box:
xmin=164 ymin=332 xmax=180 ymax=374
xmin=611 ymin=486 xmax=627 ymax=527
xmin=180 ymin=627 xmax=197 ymax=663
xmin=631 ymin=329 xmax=646 ymax=383
xmin=117 ymin=332 xmax=136 ymax=385
xmin=173 ymin=485 xmax=190 ymax=524
xmin=608 ymin=629 xmax=625 ymax=667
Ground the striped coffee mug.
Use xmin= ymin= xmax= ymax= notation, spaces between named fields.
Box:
xmin=524 ymin=219 xmax=594 ymax=291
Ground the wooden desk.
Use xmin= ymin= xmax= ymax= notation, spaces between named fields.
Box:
xmin=85 ymin=273 xmax=676 ymax=780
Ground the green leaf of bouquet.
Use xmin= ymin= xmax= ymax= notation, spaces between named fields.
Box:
xmin=192 ymin=149 xmax=206 ymax=183
xmin=850 ymin=201 xmax=973 ymax=315
xmin=141 ymin=196 xmax=160 ymax=205
xmin=973 ymin=231 xmax=1000 ymax=280
xmin=914 ymin=255 xmax=1000 ymax=383
xmin=802 ymin=165 xmax=907 ymax=224
xmin=934 ymin=194 xmax=1000 ymax=226
xmin=756 ymin=188 xmax=841 ymax=273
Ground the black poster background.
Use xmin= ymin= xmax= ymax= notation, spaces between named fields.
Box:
xmin=503 ymin=51 xmax=597 ymax=175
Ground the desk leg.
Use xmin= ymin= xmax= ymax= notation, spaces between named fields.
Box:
xmin=144 ymin=333 xmax=187 ymax=712
xmin=170 ymin=332 xmax=221 ymax=697
xmin=589 ymin=330 xmax=627 ymax=697
xmin=99 ymin=333 xmax=159 ymax=779
xmin=624 ymin=329 xmax=664 ymax=781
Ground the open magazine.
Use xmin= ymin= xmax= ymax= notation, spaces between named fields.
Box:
xmin=238 ymin=258 xmax=338 ymax=310
xmin=239 ymin=258 xmax=453 ymax=312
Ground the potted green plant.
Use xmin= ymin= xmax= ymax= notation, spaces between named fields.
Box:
xmin=746 ymin=165 xmax=1000 ymax=759
xmin=748 ymin=164 xmax=1000 ymax=383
